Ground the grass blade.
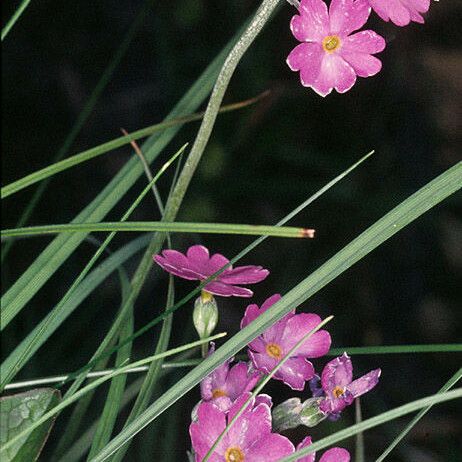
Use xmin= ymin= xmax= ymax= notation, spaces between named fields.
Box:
xmin=1 ymin=222 xmax=314 ymax=239
xmin=375 ymin=367 xmax=462 ymax=461
xmin=90 ymin=162 xmax=461 ymax=461
xmin=1 ymin=0 xmax=32 ymax=41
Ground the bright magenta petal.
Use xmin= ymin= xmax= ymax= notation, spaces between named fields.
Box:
xmin=321 ymin=353 xmax=353 ymax=391
xmin=312 ymin=54 xmax=357 ymax=96
xmin=342 ymin=30 xmax=386 ymax=54
xmin=290 ymin=0 xmax=329 ymax=42
xmin=341 ymin=52 xmax=382 ymax=77
xmin=319 ymin=447 xmax=351 ymax=462
xmin=329 ymin=0 xmax=371 ymax=35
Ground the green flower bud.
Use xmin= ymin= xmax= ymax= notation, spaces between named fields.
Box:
xmin=272 ymin=397 xmax=325 ymax=432
xmin=193 ymin=291 xmax=218 ymax=341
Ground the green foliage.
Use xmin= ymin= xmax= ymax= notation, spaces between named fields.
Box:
xmin=0 ymin=388 xmax=61 ymax=461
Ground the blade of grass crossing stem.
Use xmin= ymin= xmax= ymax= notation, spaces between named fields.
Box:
xmin=109 ymin=276 xmax=175 ymax=462
xmin=0 ymin=16 xmax=251 ymax=328
xmin=375 ymin=368 xmax=462 ymax=462
xmin=1 ymin=0 xmax=32 ymax=41
xmin=280 ymin=388 xmax=462 ymax=461
xmin=0 ymin=235 xmax=150 ymax=392
xmin=59 ymin=152 xmax=375 ymax=385
xmin=0 ymin=0 xmax=154 ymax=263
xmin=203 ymin=316 xmax=333 ymax=462
xmin=1 ymin=92 xmax=267 ymax=200
xmin=0 ymin=333 xmax=227 ymax=455
xmin=1 ymin=222 xmax=313 ymax=239
xmin=87 ymin=303 xmax=134 ymax=459
xmin=89 ymin=162 xmax=461 ymax=462
xmin=0 ymin=146 xmax=185 ymax=389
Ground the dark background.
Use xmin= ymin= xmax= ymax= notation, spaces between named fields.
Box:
xmin=2 ymin=1 xmax=461 ymax=460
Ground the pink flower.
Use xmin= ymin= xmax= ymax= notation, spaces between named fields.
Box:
xmin=287 ymin=0 xmax=386 ymax=96
xmin=200 ymin=343 xmax=261 ymax=412
xmin=241 ymin=294 xmax=331 ymax=391
xmin=296 ymin=436 xmax=350 ymax=462
xmin=368 ymin=0 xmax=430 ymax=26
xmin=313 ymin=353 xmax=381 ymax=417
xmin=190 ymin=393 xmax=294 ymax=462
xmin=153 ymin=245 xmax=269 ymax=297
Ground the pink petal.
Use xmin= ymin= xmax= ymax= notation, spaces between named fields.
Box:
xmin=368 ymin=0 xmax=430 ymax=26
xmin=206 ymin=252 xmax=231 ymax=274
xmin=226 ymin=362 xmax=259 ymax=399
xmin=295 ymin=436 xmax=316 ymax=462
xmin=186 ymin=245 xmax=209 ymax=266
xmin=241 ymin=303 xmax=262 ymax=329
xmin=340 ymin=52 xmax=382 ymax=77
xmin=219 ymin=265 xmax=269 ymax=284
xmin=348 ymin=368 xmax=381 ymax=397
xmin=342 ymin=30 xmax=386 ymax=54
xmin=312 ymin=54 xmax=357 ymax=97
xmin=255 ymin=393 xmax=273 ymax=409
xmin=248 ymin=350 xmax=279 ymax=375
xmin=245 ymin=433 xmax=295 ymax=461
xmin=281 ymin=313 xmax=331 ymax=358
xmin=287 ymin=42 xmax=324 ymax=87
xmin=154 ymin=251 xmax=202 ymax=280
xmin=277 ymin=357 xmax=315 ymax=390
xmin=321 ymin=353 xmax=353 ymax=392
xmin=290 ymin=0 xmax=329 ymax=42
xmin=319 ymin=447 xmax=351 ymax=462
xmin=329 ymin=0 xmax=371 ymax=35
xmin=203 ymin=281 xmax=253 ymax=297
xmin=189 ymin=401 xmax=226 ymax=461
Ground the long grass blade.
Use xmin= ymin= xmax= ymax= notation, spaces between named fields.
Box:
xmin=1 ymin=0 xmax=32 ymax=41
xmin=90 ymin=162 xmax=461 ymax=461
xmin=1 ymin=222 xmax=314 ymax=239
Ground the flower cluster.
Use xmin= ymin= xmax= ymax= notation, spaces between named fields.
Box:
xmin=154 ymin=245 xmax=382 ymax=461
xmin=287 ymin=0 xmax=431 ymax=96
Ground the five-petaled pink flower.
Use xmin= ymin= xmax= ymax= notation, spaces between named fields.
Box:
xmin=153 ymin=245 xmax=269 ymax=297
xmin=241 ymin=294 xmax=331 ymax=390
xmin=200 ymin=343 xmax=261 ymax=412
xmin=190 ymin=393 xmax=294 ymax=462
xmin=312 ymin=352 xmax=381 ymax=417
xmin=287 ymin=0 xmax=386 ymax=96
xmin=296 ymin=436 xmax=350 ymax=462
xmin=368 ymin=0 xmax=430 ymax=26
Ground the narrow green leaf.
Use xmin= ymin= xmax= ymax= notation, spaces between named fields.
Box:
xmin=1 ymin=222 xmax=313 ymax=239
xmin=0 ymin=92 xmax=266 ymax=200
xmin=375 ymin=368 xmax=462 ymax=462
xmin=280 ymin=388 xmax=462 ymax=461
xmin=90 ymin=162 xmax=461 ymax=461
xmin=0 ymin=388 xmax=61 ymax=461
xmin=0 ymin=333 xmax=227 ymax=455
xmin=1 ymin=0 xmax=32 ymax=41
xmin=1 ymin=17 xmax=249 ymax=329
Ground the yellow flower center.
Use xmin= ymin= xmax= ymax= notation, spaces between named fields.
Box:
xmin=333 ymin=386 xmax=345 ymax=398
xmin=212 ymin=388 xmax=227 ymax=399
xmin=322 ymin=35 xmax=341 ymax=53
xmin=200 ymin=290 xmax=214 ymax=303
xmin=225 ymin=447 xmax=245 ymax=462
xmin=266 ymin=343 xmax=283 ymax=360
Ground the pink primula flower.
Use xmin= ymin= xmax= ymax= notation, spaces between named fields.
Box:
xmin=154 ymin=245 xmax=269 ymax=297
xmin=312 ymin=353 xmax=381 ymax=417
xmin=287 ymin=0 xmax=386 ymax=96
xmin=200 ymin=343 xmax=261 ymax=412
xmin=296 ymin=436 xmax=350 ymax=462
xmin=369 ymin=0 xmax=430 ymax=26
xmin=241 ymin=294 xmax=331 ymax=391
xmin=190 ymin=393 xmax=294 ymax=462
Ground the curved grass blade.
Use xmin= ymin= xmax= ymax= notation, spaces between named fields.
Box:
xmin=60 ymin=152 xmax=375 ymax=386
xmin=375 ymin=367 xmax=462 ymax=462
xmin=0 ymin=332 xmax=227 ymax=456
xmin=1 ymin=222 xmax=313 ymax=239
xmin=202 ymin=316 xmax=333 ymax=462
xmin=0 ymin=92 xmax=267 ymax=200
xmin=280 ymin=388 xmax=462 ymax=461
xmin=89 ymin=162 xmax=461 ymax=461
xmin=1 ymin=0 xmax=32 ymax=41
xmin=0 ymin=18 xmax=251 ymax=329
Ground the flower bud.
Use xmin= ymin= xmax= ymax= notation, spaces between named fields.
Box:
xmin=272 ymin=397 xmax=325 ymax=432
xmin=193 ymin=291 xmax=218 ymax=341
